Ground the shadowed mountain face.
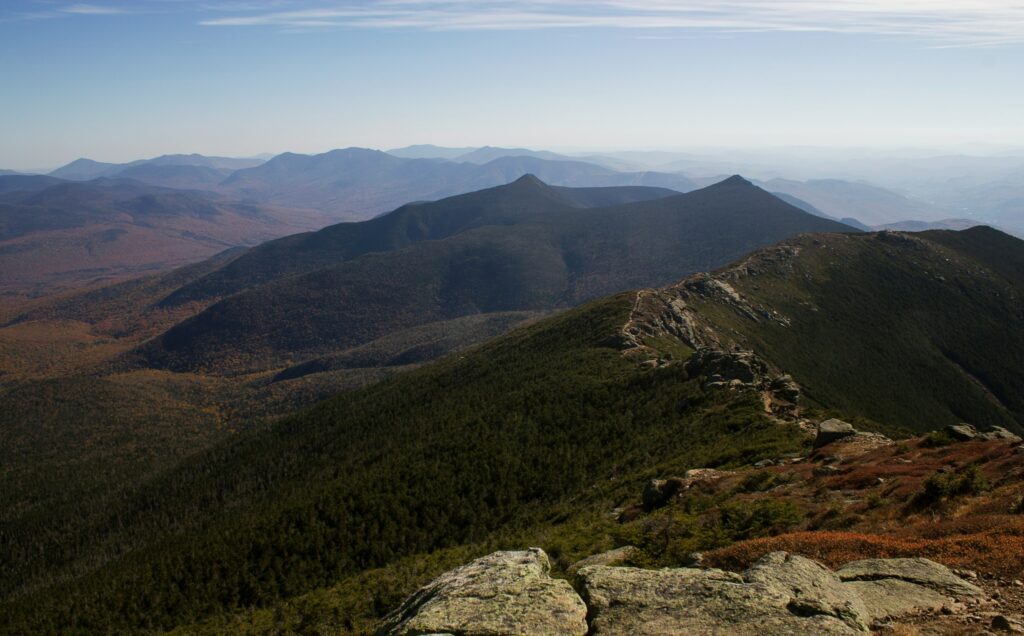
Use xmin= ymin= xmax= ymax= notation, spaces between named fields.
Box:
xmin=131 ymin=175 xmax=856 ymax=373
xmin=0 ymin=176 xmax=329 ymax=307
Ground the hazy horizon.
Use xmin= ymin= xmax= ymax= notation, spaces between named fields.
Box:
xmin=3 ymin=1 xmax=1023 ymax=170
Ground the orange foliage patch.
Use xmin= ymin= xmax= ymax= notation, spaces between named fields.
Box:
xmin=704 ymin=516 xmax=1024 ymax=578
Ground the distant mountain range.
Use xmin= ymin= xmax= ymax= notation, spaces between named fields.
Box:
xmin=9 ymin=146 xmax=1009 ymax=311
xmin=759 ymin=177 xmax=952 ymax=227
xmin=48 ymin=154 xmax=266 ymax=181
xmin=45 ymin=148 xmax=1005 ymax=233
xmin=218 ymin=148 xmax=699 ymax=220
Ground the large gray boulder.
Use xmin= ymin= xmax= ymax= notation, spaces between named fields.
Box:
xmin=836 ymin=557 xmax=984 ymax=623
xmin=580 ymin=552 xmax=868 ymax=635
xmin=946 ymin=423 xmax=979 ymax=441
xmin=814 ymin=419 xmax=857 ymax=448
xmin=842 ymin=578 xmax=950 ymax=622
xmin=836 ymin=557 xmax=984 ymax=597
xmin=377 ymin=548 xmax=587 ymax=636
xmin=745 ymin=552 xmax=871 ymax=631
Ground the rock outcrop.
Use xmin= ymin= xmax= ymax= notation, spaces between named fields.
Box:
xmin=836 ymin=558 xmax=984 ymax=623
xmin=814 ymin=419 xmax=857 ymax=448
xmin=381 ymin=551 xmax=984 ymax=635
xmin=641 ymin=469 xmax=733 ymax=511
xmin=947 ymin=423 xmax=979 ymax=441
xmin=377 ymin=548 xmax=587 ymax=636
xmin=836 ymin=557 xmax=984 ymax=597
xmin=567 ymin=546 xmax=638 ymax=574
xmin=941 ymin=423 xmax=1021 ymax=443
xmin=981 ymin=426 xmax=1022 ymax=443
xmin=580 ymin=552 xmax=867 ymax=635
xmin=619 ymin=283 xmax=800 ymax=414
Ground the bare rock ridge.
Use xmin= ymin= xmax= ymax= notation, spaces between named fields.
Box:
xmin=380 ymin=549 xmax=983 ymax=635
xmin=619 ymin=271 xmax=802 ymax=417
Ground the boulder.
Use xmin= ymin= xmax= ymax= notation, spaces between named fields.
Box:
xmin=642 ymin=470 xmax=732 ymax=510
xmin=814 ymin=419 xmax=857 ymax=448
xmin=685 ymin=349 xmax=768 ymax=387
xmin=980 ymin=426 xmax=1023 ymax=443
xmin=568 ymin=546 xmax=638 ymax=575
xmin=580 ymin=552 xmax=868 ymax=635
xmin=377 ymin=548 xmax=588 ymax=636
xmin=945 ymin=423 xmax=979 ymax=441
xmin=842 ymin=579 xmax=950 ymax=622
xmin=744 ymin=552 xmax=870 ymax=632
xmin=769 ymin=374 xmax=801 ymax=402
xmin=993 ymin=614 xmax=1024 ymax=633
xmin=836 ymin=557 xmax=984 ymax=598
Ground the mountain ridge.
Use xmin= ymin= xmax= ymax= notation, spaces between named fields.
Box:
xmin=126 ymin=175 xmax=857 ymax=373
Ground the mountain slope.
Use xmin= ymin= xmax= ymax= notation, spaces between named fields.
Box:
xmin=1 ymin=292 xmax=807 ymax=634
xmin=5 ymin=225 xmax=1024 ymax=634
xmin=157 ymin=174 xmax=679 ymax=306
xmin=628 ymin=226 xmax=1024 ymax=432
xmin=134 ymin=175 xmax=856 ymax=373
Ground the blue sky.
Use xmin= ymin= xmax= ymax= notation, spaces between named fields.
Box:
xmin=2 ymin=1 xmax=1023 ymax=170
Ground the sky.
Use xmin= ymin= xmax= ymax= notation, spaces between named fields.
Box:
xmin=2 ymin=1 xmax=1024 ymax=170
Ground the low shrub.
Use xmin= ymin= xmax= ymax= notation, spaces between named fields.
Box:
xmin=913 ymin=464 xmax=990 ymax=508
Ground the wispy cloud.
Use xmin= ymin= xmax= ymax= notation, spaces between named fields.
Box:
xmin=62 ymin=4 xmax=125 ymax=14
xmin=194 ymin=0 xmax=1024 ymax=46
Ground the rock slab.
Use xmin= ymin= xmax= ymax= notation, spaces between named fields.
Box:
xmin=580 ymin=552 xmax=868 ymax=635
xmin=377 ymin=548 xmax=587 ymax=636
xmin=815 ymin=419 xmax=857 ymax=448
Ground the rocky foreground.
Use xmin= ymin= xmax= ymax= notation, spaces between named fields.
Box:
xmin=377 ymin=547 xmax=1004 ymax=635
xmin=377 ymin=418 xmax=1024 ymax=635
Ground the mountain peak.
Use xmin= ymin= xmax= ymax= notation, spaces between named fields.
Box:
xmin=716 ymin=174 xmax=754 ymax=188
xmin=511 ymin=173 xmax=548 ymax=188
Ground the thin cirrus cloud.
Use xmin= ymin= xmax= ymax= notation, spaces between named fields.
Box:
xmin=62 ymin=4 xmax=125 ymax=14
xmin=191 ymin=0 xmax=1024 ymax=46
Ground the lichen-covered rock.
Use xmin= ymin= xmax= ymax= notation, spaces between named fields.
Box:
xmin=814 ymin=419 xmax=857 ymax=448
xmin=842 ymin=578 xmax=950 ymax=622
xmin=745 ymin=551 xmax=871 ymax=632
xmin=836 ymin=557 xmax=984 ymax=598
xmin=946 ymin=423 xmax=979 ymax=441
xmin=568 ymin=546 xmax=638 ymax=575
xmin=580 ymin=552 xmax=868 ymax=635
xmin=981 ymin=426 xmax=1023 ymax=442
xmin=377 ymin=548 xmax=587 ymax=636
